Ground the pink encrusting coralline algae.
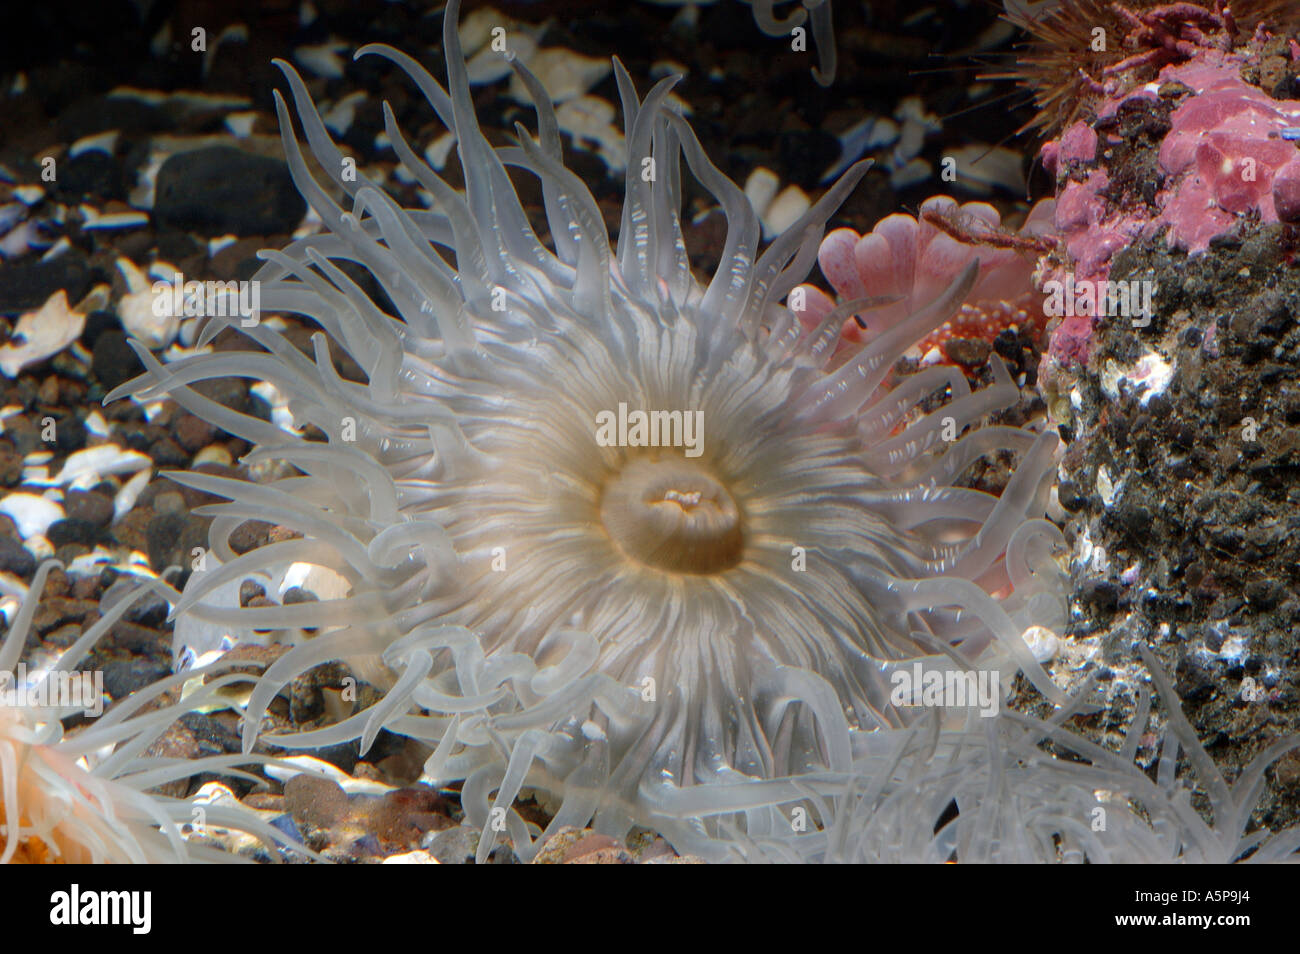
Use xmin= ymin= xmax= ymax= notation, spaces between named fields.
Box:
xmin=1041 ymin=41 xmax=1300 ymax=368
xmin=792 ymin=195 xmax=1057 ymax=368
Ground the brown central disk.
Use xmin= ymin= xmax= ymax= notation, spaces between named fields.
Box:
xmin=599 ymin=456 xmax=744 ymax=574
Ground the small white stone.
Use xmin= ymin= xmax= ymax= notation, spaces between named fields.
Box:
xmin=69 ymin=130 xmax=120 ymax=158
xmin=555 ymin=96 xmax=626 ymax=172
xmin=224 ymin=111 xmax=259 ymax=138
xmin=1021 ymin=625 xmax=1061 ymax=663
xmin=113 ymin=467 xmax=152 ymax=524
xmin=83 ymin=410 xmax=111 ymax=438
xmin=743 ymin=168 xmax=781 ymax=220
xmin=13 ymin=185 xmax=44 ymax=206
xmin=54 ymin=444 xmax=152 ymax=489
xmin=322 ymin=90 xmax=368 ymax=136
xmin=25 ymin=534 xmax=54 ymax=560
xmin=192 ymin=444 xmax=233 ymax=468
xmin=0 ymin=492 xmax=64 ymax=538
xmin=382 ymin=850 xmax=441 ymax=864
xmin=508 ymin=48 xmax=610 ymax=103
xmin=762 ymin=185 xmax=811 ymax=238
xmin=1096 ymin=465 xmax=1116 ymax=507
xmin=82 ymin=210 xmax=149 ymax=231
xmin=425 ymin=132 xmax=457 ymax=171
xmin=294 ymin=41 xmax=348 ymax=79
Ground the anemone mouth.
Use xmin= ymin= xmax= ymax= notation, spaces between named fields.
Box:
xmin=600 ymin=454 xmax=745 ymax=575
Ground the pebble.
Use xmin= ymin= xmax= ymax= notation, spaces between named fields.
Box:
xmin=284 ymin=773 xmax=350 ymax=829
xmin=91 ymin=330 xmax=144 ymax=390
xmin=153 ymin=146 xmax=306 ymax=237
xmin=532 ymin=827 xmax=634 ymax=864
xmin=0 ymin=254 xmax=91 ymax=315
xmin=64 ymin=489 xmax=114 ymax=528
xmin=0 ymin=535 xmax=36 ymax=576
xmin=0 ymin=492 xmax=64 ymax=538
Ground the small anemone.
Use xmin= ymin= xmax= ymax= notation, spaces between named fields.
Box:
xmin=1 ymin=562 xmax=309 ymax=863
xmin=109 ymin=0 xmax=1066 ymax=862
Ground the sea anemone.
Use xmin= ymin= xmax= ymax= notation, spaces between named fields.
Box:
xmin=1 ymin=562 xmax=301 ymax=863
xmin=108 ymin=0 xmax=1068 ymax=862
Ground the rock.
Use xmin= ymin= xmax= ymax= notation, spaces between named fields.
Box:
xmin=229 ymin=519 xmax=273 ymax=554
xmin=153 ymin=146 xmax=306 ymax=237
xmin=532 ymin=827 xmax=634 ymax=864
xmin=174 ymin=413 xmax=216 ymax=453
xmin=32 ymin=597 xmax=98 ymax=634
xmin=371 ymin=787 xmax=454 ymax=846
xmin=943 ymin=337 xmax=992 ymax=367
xmin=64 ymin=489 xmax=114 ymax=528
xmin=0 ymin=444 xmax=22 ymax=486
xmin=0 ymin=255 xmax=91 ymax=315
xmin=422 ymin=825 xmax=479 ymax=865
xmin=0 ymin=535 xmax=35 ymax=576
xmin=144 ymin=510 xmax=207 ymax=574
xmin=283 ymin=774 xmax=350 ymax=829
xmin=54 ymin=150 xmax=125 ymax=202
xmin=101 ymin=658 xmax=173 ymax=700
xmin=91 ymin=329 xmax=144 ymax=390
xmin=46 ymin=518 xmax=99 ymax=546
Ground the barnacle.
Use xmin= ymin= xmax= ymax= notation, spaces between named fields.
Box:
xmin=1 ymin=563 xmax=301 ymax=863
xmin=109 ymin=0 xmax=1067 ymax=862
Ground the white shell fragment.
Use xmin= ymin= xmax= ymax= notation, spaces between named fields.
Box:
xmin=53 ymin=444 xmax=153 ymax=489
xmin=294 ymin=41 xmax=349 ymax=79
xmin=507 ymin=48 xmax=610 ymax=104
xmin=0 ymin=291 xmax=85 ymax=377
xmin=743 ymin=168 xmax=811 ymax=240
xmin=116 ymin=257 xmax=179 ymax=349
xmin=555 ymin=97 xmax=626 ymax=172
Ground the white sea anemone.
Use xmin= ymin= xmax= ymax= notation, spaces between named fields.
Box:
xmin=1 ymin=562 xmax=305 ymax=863
xmin=109 ymin=0 xmax=1069 ymax=862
